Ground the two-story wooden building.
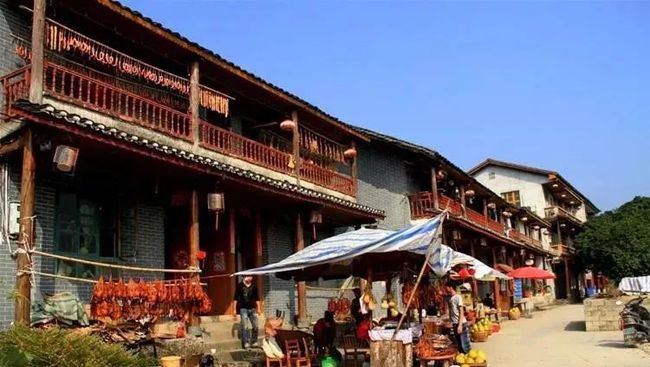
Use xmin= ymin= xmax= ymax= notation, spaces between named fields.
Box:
xmin=0 ymin=0 xmax=384 ymax=326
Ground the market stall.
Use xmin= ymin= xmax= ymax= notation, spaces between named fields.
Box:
xmin=236 ymin=214 xmax=507 ymax=366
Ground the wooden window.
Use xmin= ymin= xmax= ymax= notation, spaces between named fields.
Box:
xmin=501 ymin=190 xmax=521 ymax=207
xmin=488 ymin=172 xmax=496 ymax=179
xmin=54 ymin=192 xmax=131 ymax=278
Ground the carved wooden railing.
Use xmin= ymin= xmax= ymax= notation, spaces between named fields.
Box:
xmin=486 ymin=219 xmax=505 ymax=235
xmin=43 ymin=62 xmax=193 ymax=140
xmin=300 ymin=162 xmax=356 ymax=197
xmin=466 ymin=207 xmax=487 ymax=227
xmin=407 ymin=191 xmax=435 ymax=219
xmin=544 ymin=206 xmax=582 ymax=224
xmin=0 ymin=66 xmax=30 ymax=114
xmin=438 ymin=195 xmax=463 ymax=216
xmin=199 ymin=120 xmax=293 ymax=175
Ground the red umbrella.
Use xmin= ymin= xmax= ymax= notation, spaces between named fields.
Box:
xmin=508 ymin=266 xmax=556 ymax=279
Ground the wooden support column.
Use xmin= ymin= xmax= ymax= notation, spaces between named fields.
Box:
xmin=430 ymin=168 xmax=439 ymax=210
xmin=470 ymin=242 xmax=478 ymax=306
xmin=254 ymin=210 xmax=264 ymax=313
xmin=29 ymin=0 xmax=46 ymax=103
xmin=291 ymin=111 xmax=300 ymax=185
xmin=189 ymin=62 xmax=200 ymax=144
xmin=491 ymin=246 xmax=501 ymax=312
xmin=295 ymin=212 xmax=307 ymax=320
xmin=189 ymin=190 xmax=200 ymax=326
xmin=459 ymin=185 xmax=466 ymax=217
xmin=350 ymin=141 xmax=358 ymax=195
xmin=228 ymin=212 xmax=237 ymax=315
xmin=482 ymin=198 xmax=488 ymax=218
xmin=15 ymin=129 xmax=35 ymax=324
xmin=564 ymin=258 xmax=571 ymax=300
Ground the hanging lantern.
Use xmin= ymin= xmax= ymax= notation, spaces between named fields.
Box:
xmin=502 ymin=211 xmax=512 ymax=218
xmin=280 ymin=119 xmax=296 ymax=131
xmin=452 ymin=229 xmax=462 ymax=240
xmin=343 ymin=147 xmax=357 ymax=160
xmin=309 ymin=140 xmax=319 ymax=153
xmin=525 ymin=258 xmax=534 ymax=266
xmin=533 ymin=225 xmax=540 ymax=230
xmin=53 ymin=145 xmax=79 ymax=173
xmin=197 ymin=250 xmax=207 ymax=269
xmin=487 ymin=202 xmax=497 ymax=209
xmin=552 ymin=183 xmax=559 ymax=188
xmin=480 ymin=238 xmax=487 ymax=247
xmin=436 ymin=170 xmax=447 ymax=180
xmin=309 ymin=209 xmax=323 ymax=240
xmin=207 ymin=193 xmax=225 ymax=230
xmin=464 ymin=190 xmax=475 ymax=198
xmin=521 ymin=216 xmax=528 ymax=222
xmin=560 ymin=223 xmax=566 ymax=228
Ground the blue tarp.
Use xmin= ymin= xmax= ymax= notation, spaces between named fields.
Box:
xmin=235 ymin=215 xmax=445 ymax=276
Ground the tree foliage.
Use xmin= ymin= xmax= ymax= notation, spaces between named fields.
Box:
xmin=575 ymin=196 xmax=650 ymax=282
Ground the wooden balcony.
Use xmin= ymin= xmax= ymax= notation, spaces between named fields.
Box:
xmin=407 ymin=191 xmax=542 ymax=249
xmin=551 ymin=242 xmax=575 ymax=256
xmin=1 ymin=64 xmax=356 ymax=197
xmin=544 ymin=206 xmax=583 ymax=225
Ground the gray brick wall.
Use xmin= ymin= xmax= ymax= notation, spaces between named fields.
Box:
xmin=0 ymin=158 xmax=165 ymax=328
xmin=356 ymin=142 xmax=415 ymax=230
xmin=0 ymin=0 xmax=28 ymax=108
xmin=262 ymin=213 xmax=296 ymax=318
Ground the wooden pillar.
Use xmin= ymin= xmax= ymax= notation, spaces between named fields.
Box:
xmin=15 ymin=129 xmax=35 ymax=324
xmin=482 ymin=198 xmax=488 ymax=218
xmin=430 ymin=168 xmax=439 ymax=210
xmin=564 ymin=258 xmax=571 ymax=300
xmin=491 ymin=246 xmax=500 ymax=311
xmin=295 ymin=212 xmax=307 ymax=320
xmin=189 ymin=61 xmax=200 ymax=144
xmin=350 ymin=141 xmax=358 ymax=195
xmin=470 ymin=242 xmax=478 ymax=306
xmin=254 ymin=210 xmax=264 ymax=313
xmin=459 ymin=185 xmax=466 ymax=217
xmin=556 ymin=221 xmax=562 ymax=245
xmin=189 ymin=190 xmax=200 ymax=325
xmin=228 ymin=211 xmax=237 ymax=315
xmin=291 ymin=111 xmax=300 ymax=184
xmin=29 ymin=0 xmax=46 ymax=103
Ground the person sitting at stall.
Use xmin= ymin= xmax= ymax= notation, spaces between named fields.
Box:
xmin=313 ymin=311 xmax=337 ymax=353
xmin=350 ymin=288 xmax=367 ymax=324
xmin=482 ymin=293 xmax=494 ymax=309
xmin=355 ymin=314 xmax=371 ymax=342
xmin=445 ymin=280 xmax=471 ymax=354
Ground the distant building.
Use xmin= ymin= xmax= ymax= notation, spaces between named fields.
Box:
xmin=469 ymin=159 xmax=599 ymax=300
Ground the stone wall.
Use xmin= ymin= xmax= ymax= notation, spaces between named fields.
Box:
xmin=584 ymin=296 xmax=650 ymax=332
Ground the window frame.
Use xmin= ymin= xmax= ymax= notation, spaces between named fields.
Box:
xmin=501 ymin=190 xmax=521 ymax=207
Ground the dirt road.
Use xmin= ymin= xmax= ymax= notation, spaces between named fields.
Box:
xmin=478 ymin=304 xmax=649 ymax=367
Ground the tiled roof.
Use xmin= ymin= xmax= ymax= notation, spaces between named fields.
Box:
xmin=12 ymin=100 xmax=384 ymax=218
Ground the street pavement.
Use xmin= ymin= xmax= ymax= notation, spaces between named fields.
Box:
xmin=477 ymin=304 xmax=649 ymax=367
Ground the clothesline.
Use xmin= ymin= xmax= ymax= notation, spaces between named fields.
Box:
xmin=23 ymin=270 xmax=207 ymax=286
xmin=30 ymin=249 xmax=201 ymax=274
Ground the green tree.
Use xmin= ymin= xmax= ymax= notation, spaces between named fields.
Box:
xmin=575 ymin=196 xmax=650 ymax=282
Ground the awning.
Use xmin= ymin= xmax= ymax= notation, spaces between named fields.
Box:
xmin=235 ymin=214 xmax=444 ymax=277
xmin=618 ymin=276 xmax=650 ymax=294
xmin=236 ymin=214 xmax=508 ymax=281
xmin=495 ymin=263 xmax=514 ymax=274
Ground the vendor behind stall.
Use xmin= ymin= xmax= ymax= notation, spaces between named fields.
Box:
xmin=351 ymin=288 xmax=368 ymax=323
xmin=445 ymin=280 xmax=471 ymax=354
xmin=313 ymin=311 xmax=337 ymax=353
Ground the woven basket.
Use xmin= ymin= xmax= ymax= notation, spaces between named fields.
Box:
xmin=470 ymin=330 xmax=489 ymax=342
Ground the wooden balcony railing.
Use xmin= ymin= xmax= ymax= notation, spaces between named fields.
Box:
xmin=199 ymin=120 xmax=292 ymax=175
xmin=544 ymin=206 xmax=583 ymax=224
xmin=438 ymin=195 xmax=463 ymax=216
xmin=486 ymin=218 xmax=505 ymax=234
xmin=407 ymin=191 xmax=436 ymax=219
xmin=300 ymin=162 xmax=356 ymax=197
xmin=551 ymin=242 xmax=575 ymax=256
xmin=0 ymin=66 xmax=30 ymax=114
xmin=466 ymin=207 xmax=487 ymax=227
xmin=1 ymin=64 xmax=357 ymax=197
xmin=44 ymin=62 xmax=193 ymax=141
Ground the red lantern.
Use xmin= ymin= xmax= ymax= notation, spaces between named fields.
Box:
xmin=197 ymin=250 xmax=207 ymax=261
xmin=458 ymin=268 xmax=470 ymax=280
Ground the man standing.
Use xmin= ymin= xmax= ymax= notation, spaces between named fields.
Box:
xmin=234 ymin=275 xmax=261 ymax=349
xmin=350 ymin=288 xmax=367 ymax=324
xmin=445 ymin=280 xmax=471 ymax=354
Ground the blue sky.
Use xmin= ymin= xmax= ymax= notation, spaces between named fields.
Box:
xmin=122 ymin=0 xmax=649 ymax=211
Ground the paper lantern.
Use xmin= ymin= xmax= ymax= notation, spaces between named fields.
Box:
xmin=207 ymin=193 xmax=225 ymax=230
xmin=487 ymin=202 xmax=497 ymax=209
xmin=197 ymin=250 xmax=207 ymax=261
xmin=502 ymin=211 xmax=512 ymax=218
xmin=464 ymin=189 xmax=475 ymax=198
xmin=53 ymin=145 xmax=79 ymax=173
xmin=280 ymin=119 xmax=296 ymax=131
xmin=309 ymin=209 xmax=323 ymax=240
xmin=343 ymin=147 xmax=357 ymax=160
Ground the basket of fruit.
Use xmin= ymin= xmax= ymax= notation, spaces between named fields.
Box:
xmin=475 ymin=318 xmax=493 ymax=335
xmin=508 ymin=307 xmax=521 ymax=320
xmin=470 ymin=329 xmax=489 ymax=342
xmin=455 ymin=349 xmax=488 ymax=366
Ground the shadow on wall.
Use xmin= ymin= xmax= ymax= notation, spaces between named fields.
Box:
xmin=564 ymin=320 xmax=586 ymax=332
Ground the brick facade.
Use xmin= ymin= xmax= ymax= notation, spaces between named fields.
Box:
xmin=0 ymin=157 xmax=166 ymax=328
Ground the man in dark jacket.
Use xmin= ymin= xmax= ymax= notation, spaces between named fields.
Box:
xmin=234 ymin=275 xmax=260 ymax=349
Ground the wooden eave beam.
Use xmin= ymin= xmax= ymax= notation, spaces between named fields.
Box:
xmin=0 ymin=135 xmax=26 ymax=155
